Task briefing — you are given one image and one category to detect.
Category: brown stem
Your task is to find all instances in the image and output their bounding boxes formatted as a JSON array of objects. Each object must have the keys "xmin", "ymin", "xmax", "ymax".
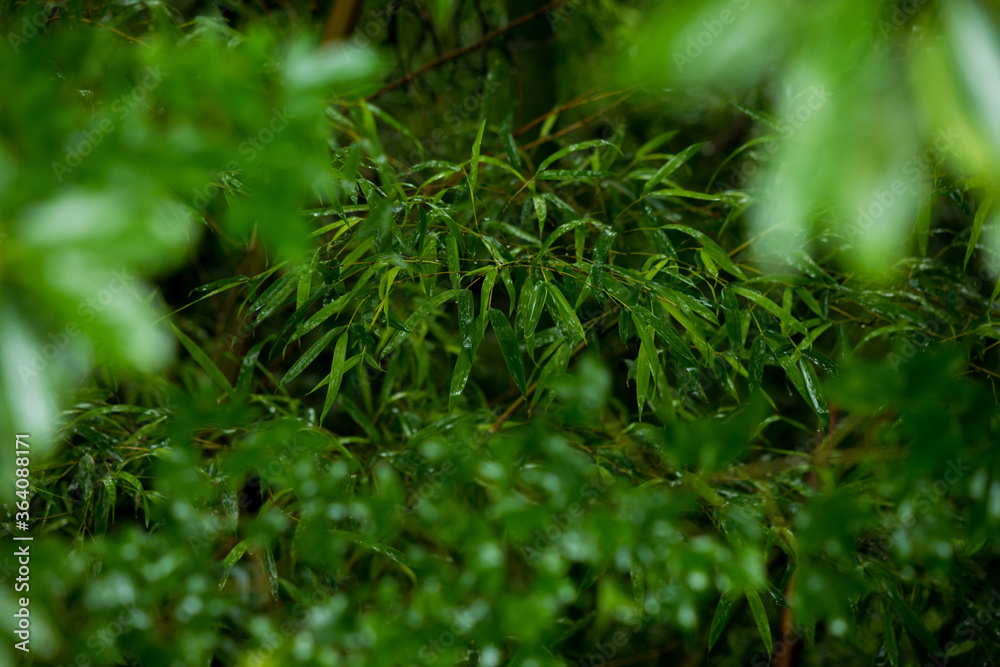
[{"xmin": 322, "ymin": 0, "xmax": 366, "ymax": 43}]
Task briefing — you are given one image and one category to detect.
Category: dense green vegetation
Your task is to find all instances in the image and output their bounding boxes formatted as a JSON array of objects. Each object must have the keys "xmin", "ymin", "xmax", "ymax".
[{"xmin": 2, "ymin": 0, "xmax": 1000, "ymax": 665}]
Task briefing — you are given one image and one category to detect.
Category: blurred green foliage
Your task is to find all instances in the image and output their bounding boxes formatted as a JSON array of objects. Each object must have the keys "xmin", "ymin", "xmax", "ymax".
[{"xmin": 1, "ymin": 0, "xmax": 1000, "ymax": 666}]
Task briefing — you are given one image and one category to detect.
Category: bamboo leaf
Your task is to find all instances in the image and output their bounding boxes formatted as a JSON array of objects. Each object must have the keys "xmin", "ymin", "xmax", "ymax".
[
  {"xmin": 446, "ymin": 232, "xmax": 461, "ymax": 290},
  {"xmin": 280, "ymin": 327, "xmax": 341, "ymax": 388},
  {"xmin": 660, "ymin": 225, "xmax": 746, "ymax": 280},
  {"xmin": 629, "ymin": 562, "xmax": 644, "ymax": 608},
  {"xmin": 469, "ymin": 118, "xmax": 487, "ymax": 194},
  {"xmin": 965, "ymin": 190, "xmax": 996, "ymax": 269},
  {"xmin": 545, "ymin": 283, "xmax": 586, "ymax": 347},
  {"xmin": 709, "ymin": 587, "xmax": 741, "ymax": 651},
  {"xmin": 798, "ymin": 358, "xmax": 830, "ymax": 432},
  {"xmin": 321, "ymin": 332, "xmax": 350, "ymax": 420},
  {"xmin": 219, "ymin": 540, "xmax": 249, "ymax": 589},
  {"xmin": 748, "ymin": 336, "xmax": 768, "ymax": 394},
  {"xmin": 642, "ymin": 142, "xmax": 705, "ymax": 196},
  {"xmin": 745, "ymin": 586, "xmax": 773, "ymax": 657},
  {"xmin": 489, "ymin": 308, "xmax": 527, "ymax": 396},
  {"xmin": 381, "ymin": 289, "xmax": 460, "ymax": 358},
  {"xmin": 171, "ymin": 323, "xmax": 235, "ymax": 395},
  {"xmin": 449, "ymin": 348, "xmax": 474, "ymax": 412},
  {"xmin": 263, "ymin": 545, "xmax": 279, "ymax": 599},
  {"xmin": 329, "ymin": 529, "xmax": 416, "ymax": 583},
  {"xmin": 537, "ymin": 139, "xmax": 618, "ymax": 173},
  {"xmin": 534, "ymin": 194, "xmax": 547, "ymax": 238},
  {"xmin": 880, "ymin": 597, "xmax": 899, "ymax": 667},
  {"xmin": 888, "ymin": 589, "xmax": 942, "ymax": 656},
  {"xmin": 730, "ymin": 286, "xmax": 808, "ymax": 335},
  {"xmin": 722, "ymin": 287, "xmax": 743, "ymax": 352},
  {"xmin": 636, "ymin": 341, "xmax": 652, "ymax": 420}
]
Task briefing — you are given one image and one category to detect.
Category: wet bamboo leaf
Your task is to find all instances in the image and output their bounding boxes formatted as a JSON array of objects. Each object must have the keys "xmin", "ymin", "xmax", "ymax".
[
  {"xmin": 745, "ymin": 586, "xmax": 772, "ymax": 657},
  {"xmin": 709, "ymin": 587, "xmax": 741, "ymax": 651},
  {"xmin": 171, "ymin": 323, "xmax": 235, "ymax": 396},
  {"xmin": 641, "ymin": 142, "xmax": 705, "ymax": 196},
  {"xmin": 321, "ymin": 331, "xmax": 350, "ymax": 420},
  {"xmin": 381, "ymin": 289, "xmax": 460, "ymax": 359},
  {"xmin": 546, "ymin": 283, "xmax": 586, "ymax": 346},
  {"xmin": 489, "ymin": 308, "xmax": 526, "ymax": 396}
]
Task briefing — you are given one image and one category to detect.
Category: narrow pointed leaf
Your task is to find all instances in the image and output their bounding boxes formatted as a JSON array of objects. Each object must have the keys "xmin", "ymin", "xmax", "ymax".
[
  {"xmin": 748, "ymin": 336, "xmax": 768, "ymax": 394},
  {"xmin": 798, "ymin": 358, "xmax": 830, "ymax": 432},
  {"xmin": 321, "ymin": 332, "xmax": 350, "ymax": 420},
  {"xmin": 280, "ymin": 327, "xmax": 340, "ymax": 388},
  {"xmin": 545, "ymin": 283, "xmax": 586, "ymax": 346},
  {"xmin": 709, "ymin": 587, "xmax": 741, "ymax": 651},
  {"xmin": 642, "ymin": 142, "xmax": 705, "ymax": 196},
  {"xmin": 171, "ymin": 323, "xmax": 235, "ymax": 395},
  {"xmin": 537, "ymin": 139, "xmax": 617, "ymax": 173},
  {"xmin": 469, "ymin": 118, "xmax": 487, "ymax": 193},
  {"xmin": 965, "ymin": 190, "xmax": 996, "ymax": 268},
  {"xmin": 745, "ymin": 586, "xmax": 773, "ymax": 657},
  {"xmin": 489, "ymin": 308, "xmax": 526, "ymax": 396},
  {"xmin": 381, "ymin": 289, "xmax": 460, "ymax": 359}
]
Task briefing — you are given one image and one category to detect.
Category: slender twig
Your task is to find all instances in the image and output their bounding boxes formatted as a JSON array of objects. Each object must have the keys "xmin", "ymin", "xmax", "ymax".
[
  {"xmin": 80, "ymin": 18, "xmax": 149, "ymax": 47},
  {"xmin": 367, "ymin": 0, "xmax": 569, "ymax": 101}
]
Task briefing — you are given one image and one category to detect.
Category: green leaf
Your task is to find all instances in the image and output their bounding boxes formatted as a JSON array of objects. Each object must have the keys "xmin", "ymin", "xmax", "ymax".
[
  {"xmin": 709, "ymin": 587, "xmax": 741, "ymax": 651},
  {"xmin": 296, "ymin": 265, "xmax": 313, "ymax": 311},
  {"xmin": 880, "ymin": 597, "xmax": 899, "ymax": 667},
  {"xmin": 263, "ymin": 545, "xmax": 279, "ymax": 599},
  {"xmin": 95, "ymin": 476, "xmax": 116, "ymax": 535},
  {"xmin": 888, "ymin": 589, "xmax": 942, "ymax": 656},
  {"xmin": 748, "ymin": 336, "xmax": 769, "ymax": 394},
  {"xmin": 730, "ymin": 286, "xmax": 808, "ymax": 335},
  {"xmin": 489, "ymin": 309, "xmax": 527, "ymax": 396},
  {"xmin": 798, "ymin": 358, "xmax": 830, "ymax": 432},
  {"xmin": 237, "ymin": 337, "xmax": 272, "ymax": 398},
  {"xmin": 449, "ymin": 348, "xmax": 474, "ymax": 412},
  {"xmin": 632, "ymin": 304, "xmax": 697, "ymax": 366},
  {"xmin": 722, "ymin": 287, "xmax": 743, "ymax": 352},
  {"xmin": 660, "ymin": 225, "xmax": 746, "ymax": 280},
  {"xmin": 220, "ymin": 540, "xmax": 249, "ymax": 589},
  {"xmin": 525, "ymin": 280, "xmax": 547, "ymax": 338},
  {"xmin": 759, "ymin": 580, "xmax": 790, "ymax": 609},
  {"xmin": 321, "ymin": 332, "xmax": 350, "ymax": 420},
  {"xmin": 636, "ymin": 340, "xmax": 652, "ymax": 420},
  {"xmin": 641, "ymin": 142, "xmax": 705, "ymax": 196},
  {"xmin": 744, "ymin": 586, "xmax": 773, "ymax": 657},
  {"xmin": 965, "ymin": 190, "xmax": 996, "ymax": 269},
  {"xmin": 531, "ymin": 342, "xmax": 573, "ymax": 410},
  {"xmin": 648, "ymin": 189, "xmax": 739, "ymax": 203},
  {"xmin": 915, "ymin": 196, "xmax": 931, "ymax": 257},
  {"xmin": 446, "ymin": 232, "xmax": 461, "ymax": 290},
  {"xmin": 458, "ymin": 288, "xmax": 476, "ymax": 350},
  {"xmin": 329, "ymin": 529, "xmax": 416, "ymax": 583},
  {"xmin": 537, "ymin": 139, "xmax": 618, "ymax": 173},
  {"xmin": 280, "ymin": 327, "xmax": 341, "ymax": 388},
  {"xmin": 629, "ymin": 562, "xmax": 644, "ymax": 608},
  {"xmin": 469, "ymin": 118, "xmax": 487, "ymax": 194},
  {"xmin": 381, "ymin": 289, "xmax": 460, "ymax": 359},
  {"xmin": 246, "ymin": 271, "xmax": 296, "ymax": 326},
  {"xmin": 534, "ymin": 194, "xmax": 547, "ymax": 238},
  {"xmin": 502, "ymin": 118, "xmax": 521, "ymax": 170},
  {"xmin": 171, "ymin": 323, "xmax": 235, "ymax": 396},
  {"xmin": 540, "ymin": 219, "xmax": 594, "ymax": 256},
  {"xmin": 545, "ymin": 283, "xmax": 587, "ymax": 347},
  {"xmin": 537, "ymin": 169, "xmax": 615, "ymax": 182},
  {"xmin": 293, "ymin": 258, "xmax": 388, "ymax": 342}
]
